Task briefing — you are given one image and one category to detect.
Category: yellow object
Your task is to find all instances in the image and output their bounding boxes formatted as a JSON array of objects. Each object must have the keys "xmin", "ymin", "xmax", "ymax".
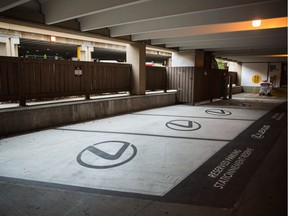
[
  {"xmin": 77, "ymin": 46, "xmax": 81, "ymax": 60},
  {"xmin": 252, "ymin": 75, "xmax": 262, "ymax": 84}
]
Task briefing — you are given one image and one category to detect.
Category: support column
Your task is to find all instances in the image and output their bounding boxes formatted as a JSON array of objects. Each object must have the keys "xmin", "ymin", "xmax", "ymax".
[
  {"xmin": 0, "ymin": 38, "xmax": 8, "ymax": 56},
  {"xmin": 10, "ymin": 38, "xmax": 20, "ymax": 57},
  {"xmin": 126, "ymin": 42, "xmax": 146, "ymax": 95},
  {"xmin": 0, "ymin": 36, "xmax": 19, "ymax": 57}
]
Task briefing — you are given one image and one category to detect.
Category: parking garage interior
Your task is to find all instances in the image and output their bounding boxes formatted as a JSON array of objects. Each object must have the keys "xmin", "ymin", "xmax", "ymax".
[{"xmin": 0, "ymin": 1, "xmax": 287, "ymax": 216}]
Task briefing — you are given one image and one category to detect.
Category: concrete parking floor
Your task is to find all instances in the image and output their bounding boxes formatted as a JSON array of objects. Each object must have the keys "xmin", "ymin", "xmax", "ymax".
[{"xmin": 0, "ymin": 94, "xmax": 286, "ymax": 216}]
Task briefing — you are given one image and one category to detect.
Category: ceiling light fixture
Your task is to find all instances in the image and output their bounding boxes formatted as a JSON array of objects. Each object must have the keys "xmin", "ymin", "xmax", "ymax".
[{"xmin": 252, "ymin": 19, "xmax": 262, "ymax": 27}]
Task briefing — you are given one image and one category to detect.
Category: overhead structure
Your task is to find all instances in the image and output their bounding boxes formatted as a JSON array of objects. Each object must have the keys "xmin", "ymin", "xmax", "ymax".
[{"xmin": 0, "ymin": 0, "xmax": 287, "ymax": 62}]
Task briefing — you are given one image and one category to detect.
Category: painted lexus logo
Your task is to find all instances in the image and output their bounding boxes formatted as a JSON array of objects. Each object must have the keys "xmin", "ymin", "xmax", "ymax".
[
  {"xmin": 77, "ymin": 141, "xmax": 137, "ymax": 169},
  {"xmin": 205, "ymin": 109, "xmax": 232, "ymax": 116},
  {"xmin": 166, "ymin": 120, "xmax": 201, "ymax": 131}
]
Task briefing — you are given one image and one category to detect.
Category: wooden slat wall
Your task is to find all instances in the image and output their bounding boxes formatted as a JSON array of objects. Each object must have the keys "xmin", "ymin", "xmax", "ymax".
[
  {"xmin": 167, "ymin": 67, "xmax": 228, "ymax": 103},
  {"xmin": 193, "ymin": 68, "xmax": 209, "ymax": 103},
  {"xmin": 0, "ymin": 57, "xmax": 132, "ymax": 102},
  {"xmin": 228, "ymin": 71, "xmax": 238, "ymax": 85},
  {"xmin": 0, "ymin": 57, "xmax": 19, "ymax": 100},
  {"xmin": 146, "ymin": 66, "xmax": 166, "ymax": 91},
  {"xmin": 167, "ymin": 67, "xmax": 194, "ymax": 103},
  {"xmin": 209, "ymin": 69, "xmax": 228, "ymax": 99}
]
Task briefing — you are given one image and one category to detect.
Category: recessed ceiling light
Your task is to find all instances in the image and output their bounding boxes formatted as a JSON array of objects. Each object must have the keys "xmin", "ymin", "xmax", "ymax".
[{"xmin": 252, "ymin": 20, "xmax": 262, "ymax": 27}]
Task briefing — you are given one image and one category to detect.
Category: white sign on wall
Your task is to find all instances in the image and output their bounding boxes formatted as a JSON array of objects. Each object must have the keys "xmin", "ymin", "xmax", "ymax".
[{"xmin": 75, "ymin": 66, "xmax": 82, "ymax": 76}]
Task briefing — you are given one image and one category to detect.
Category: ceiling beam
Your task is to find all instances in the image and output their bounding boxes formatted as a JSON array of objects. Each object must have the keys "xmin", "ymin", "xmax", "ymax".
[
  {"xmin": 178, "ymin": 37, "xmax": 286, "ymax": 50},
  {"xmin": 110, "ymin": 0, "xmax": 286, "ymax": 37},
  {"xmin": 207, "ymin": 46, "xmax": 286, "ymax": 51},
  {"xmin": 41, "ymin": 0, "xmax": 151, "ymax": 25},
  {"xmin": 131, "ymin": 18, "xmax": 288, "ymax": 41},
  {"xmin": 0, "ymin": 0, "xmax": 30, "ymax": 12},
  {"xmin": 79, "ymin": 0, "xmax": 273, "ymax": 31},
  {"xmin": 151, "ymin": 28, "xmax": 287, "ymax": 45},
  {"xmin": 165, "ymin": 35, "xmax": 286, "ymax": 48},
  {"xmin": 215, "ymin": 55, "xmax": 287, "ymax": 63},
  {"xmin": 212, "ymin": 48, "xmax": 287, "ymax": 57}
]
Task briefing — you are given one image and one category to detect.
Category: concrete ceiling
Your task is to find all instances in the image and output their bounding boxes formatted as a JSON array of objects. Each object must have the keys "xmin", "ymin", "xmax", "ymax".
[{"xmin": 0, "ymin": 0, "xmax": 287, "ymax": 63}]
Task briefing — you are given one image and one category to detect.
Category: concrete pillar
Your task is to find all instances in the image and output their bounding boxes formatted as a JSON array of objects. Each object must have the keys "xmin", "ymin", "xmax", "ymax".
[
  {"xmin": 77, "ymin": 44, "xmax": 94, "ymax": 61},
  {"xmin": 0, "ymin": 37, "xmax": 19, "ymax": 57},
  {"xmin": 10, "ymin": 38, "xmax": 19, "ymax": 57},
  {"xmin": 0, "ymin": 38, "xmax": 8, "ymax": 56},
  {"xmin": 126, "ymin": 42, "xmax": 146, "ymax": 95}
]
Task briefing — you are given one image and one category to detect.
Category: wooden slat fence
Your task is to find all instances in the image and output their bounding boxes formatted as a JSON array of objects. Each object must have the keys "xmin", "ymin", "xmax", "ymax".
[
  {"xmin": 0, "ymin": 57, "xmax": 232, "ymax": 106},
  {"xmin": 0, "ymin": 57, "xmax": 132, "ymax": 105},
  {"xmin": 167, "ymin": 67, "xmax": 195, "ymax": 103},
  {"xmin": 167, "ymin": 67, "xmax": 229, "ymax": 103},
  {"xmin": 193, "ymin": 68, "xmax": 210, "ymax": 102},
  {"xmin": 146, "ymin": 66, "xmax": 166, "ymax": 91},
  {"xmin": 209, "ymin": 69, "xmax": 228, "ymax": 99},
  {"xmin": 228, "ymin": 71, "xmax": 238, "ymax": 85}
]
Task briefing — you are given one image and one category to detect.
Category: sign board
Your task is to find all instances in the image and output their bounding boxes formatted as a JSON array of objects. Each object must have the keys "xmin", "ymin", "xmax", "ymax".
[{"xmin": 75, "ymin": 66, "xmax": 82, "ymax": 76}]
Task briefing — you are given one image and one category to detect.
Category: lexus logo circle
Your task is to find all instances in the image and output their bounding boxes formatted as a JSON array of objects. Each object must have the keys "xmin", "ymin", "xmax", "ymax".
[
  {"xmin": 166, "ymin": 120, "xmax": 201, "ymax": 131},
  {"xmin": 77, "ymin": 141, "xmax": 137, "ymax": 169}
]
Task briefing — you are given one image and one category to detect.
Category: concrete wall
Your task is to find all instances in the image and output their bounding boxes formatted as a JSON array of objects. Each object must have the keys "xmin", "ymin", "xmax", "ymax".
[
  {"xmin": 241, "ymin": 63, "xmax": 268, "ymax": 87},
  {"xmin": 227, "ymin": 61, "xmax": 242, "ymax": 86},
  {"xmin": 269, "ymin": 62, "xmax": 282, "ymax": 88},
  {"xmin": 126, "ymin": 42, "xmax": 146, "ymax": 95},
  {"xmin": 241, "ymin": 62, "xmax": 283, "ymax": 92},
  {"xmin": 0, "ymin": 93, "xmax": 176, "ymax": 137},
  {"xmin": 171, "ymin": 51, "xmax": 195, "ymax": 67}
]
